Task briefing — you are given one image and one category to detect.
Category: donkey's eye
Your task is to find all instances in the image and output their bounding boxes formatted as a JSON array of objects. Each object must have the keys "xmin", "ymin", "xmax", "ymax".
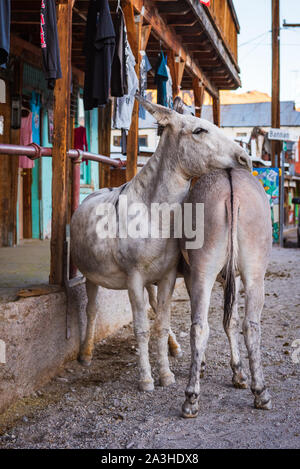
[{"xmin": 193, "ymin": 128, "xmax": 208, "ymax": 135}]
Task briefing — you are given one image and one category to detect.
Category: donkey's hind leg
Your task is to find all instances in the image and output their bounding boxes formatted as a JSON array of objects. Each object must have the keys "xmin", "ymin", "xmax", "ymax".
[
  {"xmin": 146, "ymin": 284, "xmax": 182, "ymax": 358},
  {"xmin": 79, "ymin": 280, "xmax": 99, "ymax": 366},
  {"xmin": 223, "ymin": 276, "xmax": 248, "ymax": 389},
  {"xmin": 243, "ymin": 273, "xmax": 272, "ymax": 410}
]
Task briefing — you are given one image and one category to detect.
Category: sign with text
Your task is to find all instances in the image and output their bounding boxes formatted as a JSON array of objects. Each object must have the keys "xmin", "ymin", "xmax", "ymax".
[{"xmin": 268, "ymin": 128, "xmax": 298, "ymax": 142}]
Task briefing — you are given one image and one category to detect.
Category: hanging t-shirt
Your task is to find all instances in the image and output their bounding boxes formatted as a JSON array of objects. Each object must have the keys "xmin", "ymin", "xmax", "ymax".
[
  {"xmin": 74, "ymin": 126, "xmax": 88, "ymax": 152},
  {"xmin": 113, "ymin": 40, "xmax": 139, "ymax": 130},
  {"xmin": 0, "ymin": 0, "xmax": 10, "ymax": 67},
  {"xmin": 155, "ymin": 52, "xmax": 168, "ymax": 107},
  {"xmin": 40, "ymin": 0, "xmax": 62, "ymax": 89},
  {"xmin": 83, "ymin": 0, "xmax": 116, "ymax": 110},
  {"xmin": 19, "ymin": 112, "xmax": 34, "ymax": 169},
  {"xmin": 30, "ymin": 92, "xmax": 41, "ymax": 145},
  {"xmin": 139, "ymin": 53, "xmax": 152, "ymax": 119},
  {"xmin": 111, "ymin": 7, "xmax": 128, "ymax": 97}
]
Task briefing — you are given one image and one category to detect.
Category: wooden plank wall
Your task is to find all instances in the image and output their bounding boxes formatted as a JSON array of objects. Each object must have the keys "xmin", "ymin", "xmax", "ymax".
[{"xmin": 207, "ymin": 0, "xmax": 238, "ymax": 63}]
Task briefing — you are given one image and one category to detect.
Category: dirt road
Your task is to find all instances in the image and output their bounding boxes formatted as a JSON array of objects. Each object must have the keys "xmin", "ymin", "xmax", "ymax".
[{"xmin": 0, "ymin": 246, "xmax": 299, "ymax": 449}]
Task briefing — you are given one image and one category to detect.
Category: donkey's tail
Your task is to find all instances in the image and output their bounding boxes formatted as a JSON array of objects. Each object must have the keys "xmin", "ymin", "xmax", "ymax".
[{"xmin": 223, "ymin": 169, "xmax": 239, "ymax": 329}]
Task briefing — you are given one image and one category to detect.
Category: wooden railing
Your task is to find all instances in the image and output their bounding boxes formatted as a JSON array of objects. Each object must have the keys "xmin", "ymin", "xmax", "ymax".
[{"xmin": 206, "ymin": 0, "xmax": 240, "ymax": 65}]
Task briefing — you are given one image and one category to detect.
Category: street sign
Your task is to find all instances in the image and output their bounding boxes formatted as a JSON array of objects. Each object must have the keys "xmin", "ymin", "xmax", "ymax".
[{"xmin": 268, "ymin": 128, "xmax": 298, "ymax": 142}]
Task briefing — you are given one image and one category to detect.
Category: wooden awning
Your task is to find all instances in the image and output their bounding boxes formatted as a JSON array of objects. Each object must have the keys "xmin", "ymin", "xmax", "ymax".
[{"xmin": 10, "ymin": 0, "xmax": 241, "ymax": 98}]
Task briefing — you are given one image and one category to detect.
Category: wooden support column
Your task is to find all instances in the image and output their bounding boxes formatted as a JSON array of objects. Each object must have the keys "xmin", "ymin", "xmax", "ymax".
[
  {"xmin": 212, "ymin": 91, "xmax": 221, "ymax": 127},
  {"xmin": 50, "ymin": 0, "xmax": 72, "ymax": 285},
  {"xmin": 98, "ymin": 100, "xmax": 112, "ymax": 188},
  {"xmin": 193, "ymin": 77, "xmax": 205, "ymax": 118},
  {"xmin": 123, "ymin": 1, "xmax": 142, "ymax": 182},
  {"xmin": 10, "ymin": 59, "xmax": 23, "ymax": 245},
  {"xmin": 167, "ymin": 51, "xmax": 186, "ymax": 100},
  {"xmin": 271, "ymin": 0, "xmax": 281, "ymax": 166}
]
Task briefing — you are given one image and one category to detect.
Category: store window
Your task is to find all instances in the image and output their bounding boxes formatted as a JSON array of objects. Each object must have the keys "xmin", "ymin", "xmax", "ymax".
[{"xmin": 139, "ymin": 135, "xmax": 148, "ymax": 147}]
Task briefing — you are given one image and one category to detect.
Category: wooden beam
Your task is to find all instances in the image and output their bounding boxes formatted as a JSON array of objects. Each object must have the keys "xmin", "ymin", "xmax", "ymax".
[
  {"xmin": 167, "ymin": 51, "xmax": 186, "ymax": 99},
  {"xmin": 130, "ymin": 0, "xmax": 218, "ymax": 98},
  {"xmin": 50, "ymin": 0, "xmax": 73, "ymax": 285},
  {"xmin": 193, "ymin": 77, "xmax": 205, "ymax": 118},
  {"xmin": 98, "ymin": 101, "xmax": 113, "ymax": 188},
  {"xmin": 123, "ymin": 1, "xmax": 143, "ymax": 181},
  {"xmin": 212, "ymin": 91, "xmax": 220, "ymax": 127}
]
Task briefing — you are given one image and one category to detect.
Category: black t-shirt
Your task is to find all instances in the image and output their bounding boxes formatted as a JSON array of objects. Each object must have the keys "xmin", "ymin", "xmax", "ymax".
[
  {"xmin": 40, "ymin": 0, "xmax": 62, "ymax": 89},
  {"xmin": 83, "ymin": 0, "xmax": 116, "ymax": 110}
]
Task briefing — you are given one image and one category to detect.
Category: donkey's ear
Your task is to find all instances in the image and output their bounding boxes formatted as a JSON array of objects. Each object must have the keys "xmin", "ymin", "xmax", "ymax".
[{"xmin": 135, "ymin": 93, "xmax": 179, "ymax": 127}]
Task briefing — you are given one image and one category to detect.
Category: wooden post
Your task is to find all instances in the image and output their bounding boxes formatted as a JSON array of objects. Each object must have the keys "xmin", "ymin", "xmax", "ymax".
[
  {"xmin": 10, "ymin": 59, "xmax": 23, "ymax": 245},
  {"xmin": 98, "ymin": 100, "xmax": 112, "ymax": 188},
  {"xmin": 271, "ymin": 0, "xmax": 281, "ymax": 166},
  {"xmin": 212, "ymin": 92, "xmax": 221, "ymax": 127},
  {"xmin": 167, "ymin": 51, "xmax": 186, "ymax": 100},
  {"xmin": 50, "ymin": 0, "xmax": 72, "ymax": 285},
  {"xmin": 123, "ymin": 1, "xmax": 142, "ymax": 182},
  {"xmin": 193, "ymin": 77, "xmax": 205, "ymax": 118}
]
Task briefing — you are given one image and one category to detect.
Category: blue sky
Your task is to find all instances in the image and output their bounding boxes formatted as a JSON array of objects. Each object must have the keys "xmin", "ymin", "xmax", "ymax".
[{"xmin": 233, "ymin": 0, "xmax": 300, "ymax": 105}]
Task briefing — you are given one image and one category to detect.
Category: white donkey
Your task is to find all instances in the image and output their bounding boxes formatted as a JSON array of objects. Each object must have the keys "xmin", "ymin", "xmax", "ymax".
[
  {"xmin": 181, "ymin": 169, "xmax": 272, "ymax": 417},
  {"xmin": 71, "ymin": 95, "xmax": 252, "ymax": 392}
]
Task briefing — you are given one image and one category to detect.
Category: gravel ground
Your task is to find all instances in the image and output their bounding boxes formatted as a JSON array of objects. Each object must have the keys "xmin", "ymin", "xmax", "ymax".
[{"xmin": 0, "ymin": 246, "xmax": 299, "ymax": 449}]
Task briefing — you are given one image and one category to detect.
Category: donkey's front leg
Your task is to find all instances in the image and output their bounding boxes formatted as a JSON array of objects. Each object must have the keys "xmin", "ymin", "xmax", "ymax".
[
  {"xmin": 79, "ymin": 280, "xmax": 99, "ymax": 366},
  {"xmin": 128, "ymin": 272, "xmax": 154, "ymax": 392},
  {"xmin": 182, "ymin": 274, "xmax": 213, "ymax": 418},
  {"xmin": 155, "ymin": 269, "xmax": 177, "ymax": 387}
]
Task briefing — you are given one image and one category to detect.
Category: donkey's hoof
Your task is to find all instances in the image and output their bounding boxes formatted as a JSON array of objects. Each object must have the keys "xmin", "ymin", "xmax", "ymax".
[
  {"xmin": 232, "ymin": 373, "xmax": 248, "ymax": 389},
  {"xmin": 200, "ymin": 362, "xmax": 206, "ymax": 379},
  {"xmin": 181, "ymin": 399, "xmax": 199, "ymax": 419},
  {"xmin": 78, "ymin": 355, "xmax": 92, "ymax": 367},
  {"xmin": 139, "ymin": 379, "xmax": 154, "ymax": 392},
  {"xmin": 160, "ymin": 372, "xmax": 175, "ymax": 387},
  {"xmin": 169, "ymin": 346, "xmax": 183, "ymax": 359},
  {"xmin": 254, "ymin": 389, "xmax": 272, "ymax": 410}
]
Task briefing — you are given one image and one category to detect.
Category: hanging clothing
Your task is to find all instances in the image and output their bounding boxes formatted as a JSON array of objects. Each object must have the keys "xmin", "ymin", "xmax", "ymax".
[
  {"xmin": 40, "ymin": 0, "xmax": 62, "ymax": 89},
  {"xmin": 139, "ymin": 53, "xmax": 152, "ymax": 119},
  {"xmin": 30, "ymin": 92, "xmax": 41, "ymax": 145},
  {"xmin": 166, "ymin": 65, "xmax": 173, "ymax": 109},
  {"xmin": 83, "ymin": 0, "xmax": 116, "ymax": 110},
  {"xmin": 155, "ymin": 52, "xmax": 168, "ymax": 107},
  {"xmin": 113, "ymin": 40, "xmax": 139, "ymax": 130},
  {"xmin": 74, "ymin": 126, "xmax": 88, "ymax": 152},
  {"xmin": 0, "ymin": 0, "xmax": 10, "ymax": 66},
  {"xmin": 19, "ymin": 112, "xmax": 34, "ymax": 169},
  {"xmin": 111, "ymin": 7, "xmax": 128, "ymax": 97}
]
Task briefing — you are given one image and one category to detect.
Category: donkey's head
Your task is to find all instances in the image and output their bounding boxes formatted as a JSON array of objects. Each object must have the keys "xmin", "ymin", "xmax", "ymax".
[{"xmin": 136, "ymin": 94, "xmax": 252, "ymax": 177}]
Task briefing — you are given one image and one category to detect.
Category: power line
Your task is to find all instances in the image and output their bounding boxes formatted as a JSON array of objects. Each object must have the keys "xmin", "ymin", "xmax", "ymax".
[{"xmin": 239, "ymin": 30, "xmax": 271, "ymax": 47}]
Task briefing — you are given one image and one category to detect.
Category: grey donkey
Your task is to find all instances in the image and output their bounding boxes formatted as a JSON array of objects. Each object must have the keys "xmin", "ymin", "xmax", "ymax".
[
  {"xmin": 71, "ymin": 94, "xmax": 252, "ymax": 392},
  {"xmin": 181, "ymin": 168, "xmax": 272, "ymax": 417}
]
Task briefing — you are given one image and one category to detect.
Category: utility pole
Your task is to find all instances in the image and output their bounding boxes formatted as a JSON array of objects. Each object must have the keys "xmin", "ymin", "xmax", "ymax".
[{"xmin": 271, "ymin": 0, "xmax": 281, "ymax": 167}]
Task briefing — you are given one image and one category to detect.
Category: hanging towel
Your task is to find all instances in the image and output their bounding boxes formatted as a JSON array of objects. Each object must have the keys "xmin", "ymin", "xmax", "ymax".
[
  {"xmin": 19, "ymin": 112, "xmax": 34, "ymax": 169},
  {"xmin": 111, "ymin": 7, "xmax": 128, "ymax": 97},
  {"xmin": 155, "ymin": 52, "xmax": 168, "ymax": 107},
  {"xmin": 74, "ymin": 126, "xmax": 88, "ymax": 152},
  {"xmin": 83, "ymin": 0, "xmax": 116, "ymax": 110},
  {"xmin": 0, "ymin": 0, "xmax": 10, "ymax": 66}
]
